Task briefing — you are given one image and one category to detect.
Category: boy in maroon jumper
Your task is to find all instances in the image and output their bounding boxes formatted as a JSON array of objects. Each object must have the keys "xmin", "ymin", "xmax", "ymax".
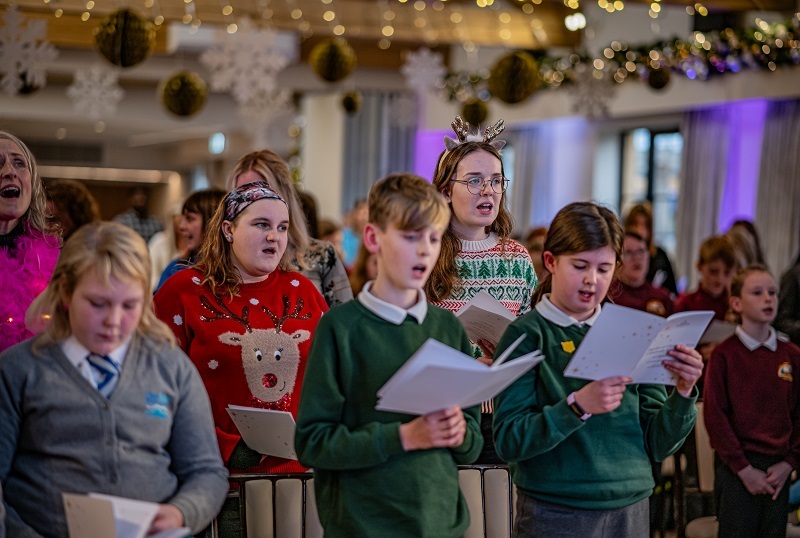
[
  {"xmin": 610, "ymin": 231, "xmax": 673, "ymax": 317},
  {"xmin": 704, "ymin": 264, "xmax": 800, "ymax": 537},
  {"xmin": 675, "ymin": 235, "xmax": 736, "ymax": 321}
]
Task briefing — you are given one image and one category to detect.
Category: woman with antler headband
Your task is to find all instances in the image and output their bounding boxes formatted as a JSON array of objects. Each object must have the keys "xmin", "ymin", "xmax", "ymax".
[
  {"xmin": 154, "ymin": 182, "xmax": 328, "ymax": 483},
  {"xmin": 426, "ymin": 116, "xmax": 538, "ymax": 464}
]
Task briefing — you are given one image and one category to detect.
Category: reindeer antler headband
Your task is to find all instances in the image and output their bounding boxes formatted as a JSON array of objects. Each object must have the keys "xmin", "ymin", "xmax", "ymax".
[
  {"xmin": 443, "ymin": 116, "xmax": 506, "ymax": 152},
  {"xmin": 225, "ymin": 181, "xmax": 287, "ymax": 221}
]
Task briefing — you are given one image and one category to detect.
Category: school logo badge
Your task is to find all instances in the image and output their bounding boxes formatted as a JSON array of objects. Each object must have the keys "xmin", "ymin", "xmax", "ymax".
[
  {"xmin": 778, "ymin": 362, "xmax": 793, "ymax": 382},
  {"xmin": 645, "ymin": 299, "xmax": 667, "ymax": 317},
  {"xmin": 561, "ymin": 341, "xmax": 575, "ymax": 353}
]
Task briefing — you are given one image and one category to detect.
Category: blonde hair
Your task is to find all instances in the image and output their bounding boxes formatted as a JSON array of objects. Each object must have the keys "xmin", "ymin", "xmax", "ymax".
[
  {"xmin": 0, "ymin": 130, "xmax": 52, "ymax": 236},
  {"xmin": 26, "ymin": 221, "xmax": 175, "ymax": 346},
  {"xmin": 426, "ymin": 142, "xmax": 513, "ymax": 302},
  {"xmin": 195, "ymin": 191, "xmax": 294, "ymax": 299},
  {"xmin": 227, "ymin": 149, "xmax": 310, "ymax": 271},
  {"xmin": 368, "ymin": 173, "xmax": 450, "ymax": 233}
]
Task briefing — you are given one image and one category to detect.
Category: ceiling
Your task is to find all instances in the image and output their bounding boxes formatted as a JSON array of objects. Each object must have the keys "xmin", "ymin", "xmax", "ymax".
[
  {"xmin": 0, "ymin": 0, "xmax": 795, "ymax": 168},
  {"xmin": 4, "ymin": 0, "xmax": 796, "ymax": 60}
]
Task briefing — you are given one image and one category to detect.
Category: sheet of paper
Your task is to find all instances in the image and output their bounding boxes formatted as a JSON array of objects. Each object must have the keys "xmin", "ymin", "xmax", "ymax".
[
  {"xmin": 455, "ymin": 290, "xmax": 516, "ymax": 345},
  {"xmin": 699, "ymin": 319, "xmax": 736, "ymax": 345},
  {"xmin": 564, "ymin": 304, "xmax": 713, "ymax": 385},
  {"xmin": 64, "ymin": 493, "xmax": 190, "ymax": 538},
  {"xmin": 375, "ymin": 337, "xmax": 543, "ymax": 415},
  {"xmin": 226, "ymin": 406, "xmax": 298, "ymax": 460}
]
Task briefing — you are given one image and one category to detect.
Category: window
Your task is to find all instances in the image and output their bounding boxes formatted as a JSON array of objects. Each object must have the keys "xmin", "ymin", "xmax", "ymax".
[{"xmin": 620, "ymin": 128, "xmax": 683, "ymax": 258}]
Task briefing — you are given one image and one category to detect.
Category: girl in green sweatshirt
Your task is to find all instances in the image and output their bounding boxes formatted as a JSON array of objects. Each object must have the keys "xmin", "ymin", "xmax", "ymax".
[{"xmin": 493, "ymin": 201, "xmax": 703, "ymax": 537}]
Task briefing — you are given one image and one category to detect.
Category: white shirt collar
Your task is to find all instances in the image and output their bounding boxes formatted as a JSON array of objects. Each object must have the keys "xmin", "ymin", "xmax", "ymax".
[
  {"xmin": 62, "ymin": 336, "xmax": 130, "ymax": 386},
  {"xmin": 735, "ymin": 325, "xmax": 778, "ymax": 352},
  {"xmin": 535, "ymin": 294, "xmax": 602, "ymax": 328},
  {"xmin": 357, "ymin": 281, "xmax": 428, "ymax": 325}
]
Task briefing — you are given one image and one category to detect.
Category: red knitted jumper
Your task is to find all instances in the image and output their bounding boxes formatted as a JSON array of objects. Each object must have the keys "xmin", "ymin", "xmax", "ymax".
[{"xmin": 154, "ymin": 267, "xmax": 328, "ymax": 473}]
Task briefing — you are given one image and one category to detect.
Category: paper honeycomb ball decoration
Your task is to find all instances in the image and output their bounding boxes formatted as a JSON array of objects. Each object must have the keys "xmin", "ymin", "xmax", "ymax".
[
  {"xmin": 342, "ymin": 90, "xmax": 362, "ymax": 114},
  {"xmin": 488, "ymin": 51, "xmax": 540, "ymax": 104},
  {"xmin": 94, "ymin": 9, "xmax": 156, "ymax": 68},
  {"xmin": 461, "ymin": 99, "xmax": 488, "ymax": 125},
  {"xmin": 646, "ymin": 66, "xmax": 671, "ymax": 91},
  {"xmin": 160, "ymin": 71, "xmax": 207, "ymax": 117},
  {"xmin": 309, "ymin": 38, "xmax": 357, "ymax": 83}
]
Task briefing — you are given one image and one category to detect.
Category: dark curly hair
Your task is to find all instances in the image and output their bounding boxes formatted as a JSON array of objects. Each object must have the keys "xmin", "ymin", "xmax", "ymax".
[{"xmin": 44, "ymin": 179, "xmax": 100, "ymax": 240}]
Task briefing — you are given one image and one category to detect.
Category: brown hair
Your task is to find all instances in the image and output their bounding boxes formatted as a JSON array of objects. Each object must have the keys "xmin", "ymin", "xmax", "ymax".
[
  {"xmin": 624, "ymin": 201, "xmax": 655, "ymax": 255},
  {"xmin": 195, "ymin": 189, "xmax": 294, "ymax": 299},
  {"xmin": 531, "ymin": 202, "xmax": 625, "ymax": 305},
  {"xmin": 227, "ymin": 149, "xmax": 309, "ymax": 271},
  {"xmin": 182, "ymin": 188, "xmax": 226, "ymax": 248},
  {"xmin": 44, "ymin": 179, "xmax": 101, "ymax": 240},
  {"xmin": 698, "ymin": 235, "xmax": 736, "ymax": 269},
  {"xmin": 368, "ymin": 172, "xmax": 450, "ymax": 232},
  {"xmin": 348, "ymin": 242, "xmax": 375, "ymax": 296},
  {"xmin": 26, "ymin": 221, "xmax": 175, "ymax": 346},
  {"xmin": 425, "ymin": 142, "xmax": 513, "ymax": 302},
  {"xmin": 729, "ymin": 263, "xmax": 772, "ymax": 298},
  {"xmin": 0, "ymin": 130, "xmax": 52, "ymax": 237}
]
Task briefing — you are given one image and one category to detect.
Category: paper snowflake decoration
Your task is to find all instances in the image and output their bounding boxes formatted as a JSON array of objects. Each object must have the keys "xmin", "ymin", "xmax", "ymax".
[
  {"xmin": 390, "ymin": 93, "xmax": 418, "ymax": 129},
  {"xmin": 200, "ymin": 18, "xmax": 292, "ymax": 105},
  {"xmin": 66, "ymin": 64, "xmax": 125, "ymax": 120},
  {"xmin": 237, "ymin": 89, "xmax": 293, "ymax": 150},
  {"xmin": 0, "ymin": 7, "xmax": 58, "ymax": 95},
  {"xmin": 401, "ymin": 47, "xmax": 446, "ymax": 94},
  {"xmin": 569, "ymin": 63, "xmax": 615, "ymax": 119}
]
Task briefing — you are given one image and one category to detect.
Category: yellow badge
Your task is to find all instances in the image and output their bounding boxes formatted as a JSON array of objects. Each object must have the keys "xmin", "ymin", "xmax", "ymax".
[
  {"xmin": 561, "ymin": 341, "xmax": 576, "ymax": 353},
  {"xmin": 778, "ymin": 362, "xmax": 793, "ymax": 382}
]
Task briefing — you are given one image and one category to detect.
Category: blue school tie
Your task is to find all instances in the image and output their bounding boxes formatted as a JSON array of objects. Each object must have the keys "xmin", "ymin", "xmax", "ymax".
[{"xmin": 86, "ymin": 353, "xmax": 120, "ymax": 398}]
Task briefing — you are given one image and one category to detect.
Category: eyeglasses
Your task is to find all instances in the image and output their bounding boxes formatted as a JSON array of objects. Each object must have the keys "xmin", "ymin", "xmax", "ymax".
[
  {"xmin": 623, "ymin": 248, "xmax": 648, "ymax": 260},
  {"xmin": 451, "ymin": 176, "xmax": 509, "ymax": 195}
]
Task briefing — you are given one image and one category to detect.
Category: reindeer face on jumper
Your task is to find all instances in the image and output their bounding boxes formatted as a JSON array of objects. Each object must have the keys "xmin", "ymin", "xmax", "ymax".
[
  {"xmin": 200, "ymin": 294, "xmax": 314, "ymax": 404},
  {"xmin": 219, "ymin": 328, "xmax": 310, "ymax": 402}
]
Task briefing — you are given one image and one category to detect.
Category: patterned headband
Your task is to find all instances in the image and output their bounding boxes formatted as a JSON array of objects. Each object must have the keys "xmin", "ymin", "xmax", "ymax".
[{"xmin": 224, "ymin": 181, "xmax": 286, "ymax": 221}]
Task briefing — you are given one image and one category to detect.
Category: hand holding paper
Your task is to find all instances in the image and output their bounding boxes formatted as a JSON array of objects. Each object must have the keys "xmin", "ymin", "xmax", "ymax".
[
  {"xmin": 564, "ymin": 304, "xmax": 713, "ymax": 386},
  {"xmin": 376, "ymin": 334, "xmax": 544, "ymax": 415},
  {"xmin": 63, "ymin": 493, "xmax": 191, "ymax": 538}
]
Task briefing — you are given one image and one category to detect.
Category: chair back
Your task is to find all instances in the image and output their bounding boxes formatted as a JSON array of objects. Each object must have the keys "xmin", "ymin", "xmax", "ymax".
[{"xmin": 695, "ymin": 402, "xmax": 715, "ymax": 493}]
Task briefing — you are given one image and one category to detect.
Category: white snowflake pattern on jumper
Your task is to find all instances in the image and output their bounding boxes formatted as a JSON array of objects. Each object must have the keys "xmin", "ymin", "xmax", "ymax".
[
  {"xmin": 290, "ymin": 279, "xmax": 300, "ymax": 287},
  {"xmin": 208, "ymin": 360, "xmax": 219, "ymax": 370},
  {"xmin": 249, "ymin": 298, "xmax": 259, "ymax": 305},
  {"xmin": 192, "ymin": 276, "xmax": 201, "ymax": 285},
  {"xmin": 173, "ymin": 315, "xmax": 183, "ymax": 326},
  {"xmin": 0, "ymin": 7, "xmax": 58, "ymax": 95},
  {"xmin": 66, "ymin": 63, "xmax": 124, "ymax": 120}
]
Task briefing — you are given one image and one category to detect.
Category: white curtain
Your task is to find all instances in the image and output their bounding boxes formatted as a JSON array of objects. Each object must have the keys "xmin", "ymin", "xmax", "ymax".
[
  {"xmin": 505, "ymin": 125, "xmax": 553, "ymax": 236},
  {"xmin": 342, "ymin": 91, "xmax": 416, "ymax": 214},
  {"xmin": 675, "ymin": 107, "xmax": 731, "ymax": 290},
  {"xmin": 755, "ymin": 99, "xmax": 800, "ymax": 276}
]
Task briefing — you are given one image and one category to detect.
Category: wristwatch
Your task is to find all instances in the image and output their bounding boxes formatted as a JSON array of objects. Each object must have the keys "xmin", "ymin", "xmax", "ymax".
[{"xmin": 567, "ymin": 392, "xmax": 592, "ymax": 421}]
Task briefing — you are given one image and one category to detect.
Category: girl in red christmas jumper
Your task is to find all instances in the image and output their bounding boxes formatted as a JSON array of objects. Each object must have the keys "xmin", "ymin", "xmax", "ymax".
[{"xmin": 155, "ymin": 182, "xmax": 327, "ymax": 475}]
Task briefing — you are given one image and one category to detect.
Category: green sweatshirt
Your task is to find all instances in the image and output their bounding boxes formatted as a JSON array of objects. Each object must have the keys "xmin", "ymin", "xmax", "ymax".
[
  {"xmin": 295, "ymin": 300, "xmax": 483, "ymax": 537},
  {"xmin": 493, "ymin": 309, "xmax": 697, "ymax": 510}
]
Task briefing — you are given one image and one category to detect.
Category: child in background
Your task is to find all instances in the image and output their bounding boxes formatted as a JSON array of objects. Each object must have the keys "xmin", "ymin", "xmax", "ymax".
[
  {"xmin": 0, "ymin": 222, "xmax": 228, "ymax": 537},
  {"xmin": 610, "ymin": 230, "xmax": 673, "ymax": 317},
  {"xmin": 348, "ymin": 242, "xmax": 378, "ymax": 295},
  {"xmin": 426, "ymin": 116, "xmax": 537, "ymax": 463},
  {"xmin": 675, "ymin": 235, "xmax": 736, "ymax": 321},
  {"xmin": 703, "ymin": 264, "xmax": 800, "ymax": 537},
  {"xmin": 295, "ymin": 173, "xmax": 482, "ymax": 537},
  {"xmin": 493, "ymin": 202, "xmax": 702, "ymax": 537}
]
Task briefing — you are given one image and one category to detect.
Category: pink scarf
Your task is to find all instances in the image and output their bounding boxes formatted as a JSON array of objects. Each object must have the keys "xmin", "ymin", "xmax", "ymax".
[{"xmin": 0, "ymin": 233, "xmax": 60, "ymax": 353}]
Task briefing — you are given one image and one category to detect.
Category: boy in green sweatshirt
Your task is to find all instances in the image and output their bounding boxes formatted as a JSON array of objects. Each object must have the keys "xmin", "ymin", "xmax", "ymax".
[{"xmin": 295, "ymin": 173, "xmax": 483, "ymax": 537}]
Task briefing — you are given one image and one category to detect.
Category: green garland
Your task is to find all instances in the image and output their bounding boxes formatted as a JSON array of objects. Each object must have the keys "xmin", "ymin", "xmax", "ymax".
[{"xmin": 441, "ymin": 15, "xmax": 800, "ymax": 102}]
